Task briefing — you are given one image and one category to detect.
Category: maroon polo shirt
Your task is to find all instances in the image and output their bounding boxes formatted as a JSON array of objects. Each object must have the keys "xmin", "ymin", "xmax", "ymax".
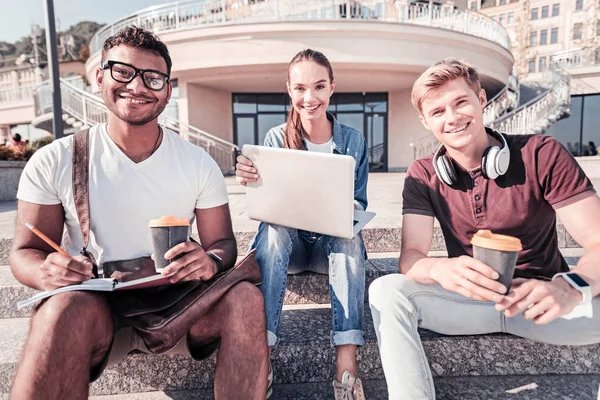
[{"xmin": 403, "ymin": 132, "xmax": 596, "ymax": 280}]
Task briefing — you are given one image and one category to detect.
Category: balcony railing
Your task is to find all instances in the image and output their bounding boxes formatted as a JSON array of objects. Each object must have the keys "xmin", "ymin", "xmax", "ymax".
[
  {"xmin": 551, "ymin": 47, "xmax": 600, "ymax": 70},
  {"xmin": 33, "ymin": 78, "xmax": 238, "ymax": 175},
  {"xmin": 0, "ymin": 86, "xmax": 35, "ymax": 103},
  {"xmin": 89, "ymin": 0, "xmax": 510, "ymax": 55}
]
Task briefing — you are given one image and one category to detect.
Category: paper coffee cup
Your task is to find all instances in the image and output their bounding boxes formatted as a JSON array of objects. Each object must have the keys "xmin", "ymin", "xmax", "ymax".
[
  {"xmin": 148, "ymin": 216, "xmax": 190, "ymax": 272},
  {"xmin": 471, "ymin": 230, "xmax": 522, "ymax": 291}
]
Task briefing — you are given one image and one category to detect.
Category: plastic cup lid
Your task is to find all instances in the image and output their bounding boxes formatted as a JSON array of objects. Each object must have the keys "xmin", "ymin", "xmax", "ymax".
[
  {"xmin": 470, "ymin": 229, "xmax": 522, "ymax": 252},
  {"xmin": 148, "ymin": 216, "xmax": 190, "ymax": 228}
]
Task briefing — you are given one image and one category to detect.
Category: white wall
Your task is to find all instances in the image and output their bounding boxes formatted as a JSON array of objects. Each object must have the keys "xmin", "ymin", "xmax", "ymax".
[
  {"xmin": 185, "ymin": 83, "xmax": 233, "ymax": 142},
  {"xmin": 388, "ymin": 89, "xmax": 431, "ymax": 171}
]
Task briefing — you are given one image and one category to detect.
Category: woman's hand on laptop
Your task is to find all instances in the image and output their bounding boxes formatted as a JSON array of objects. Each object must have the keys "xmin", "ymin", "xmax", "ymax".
[{"xmin": 235, "ymin": 155, "xmax": 259, "ymax": 186}]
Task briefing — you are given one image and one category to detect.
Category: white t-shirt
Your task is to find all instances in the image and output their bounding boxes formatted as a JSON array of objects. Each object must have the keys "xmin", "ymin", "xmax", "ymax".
[
  {"xmin": 17, "ymin": 124, "xmax": 228, "ymax": 264},
  {"xmin": 305, "ymin": 137, "xmax": 333, "ymax": 154}
]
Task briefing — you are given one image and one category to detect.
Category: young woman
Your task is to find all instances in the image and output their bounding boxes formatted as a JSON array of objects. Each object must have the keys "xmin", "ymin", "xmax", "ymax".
[{"xmin": 236, "ymin": 49, "xmax": 369, "ymax": 400}]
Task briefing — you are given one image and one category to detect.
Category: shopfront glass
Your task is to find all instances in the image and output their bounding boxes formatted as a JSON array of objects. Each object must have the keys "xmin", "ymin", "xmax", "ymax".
[{"xmin": 233, "ymin": 92, "xmax": 388, "ymax": 171}]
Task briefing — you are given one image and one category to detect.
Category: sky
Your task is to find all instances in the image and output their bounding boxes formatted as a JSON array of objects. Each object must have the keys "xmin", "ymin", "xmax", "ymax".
[
  {"xmin": 3, "ymin": 0, "xmax": 173, "ymax": 139},
  {"xmin": 1, "ymin": 0, "xmax": 171, "ymax": 43}
]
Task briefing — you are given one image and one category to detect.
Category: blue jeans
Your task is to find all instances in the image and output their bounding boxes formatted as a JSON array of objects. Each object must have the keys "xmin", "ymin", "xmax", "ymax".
[{"xmin": 251, "ymin": 223, "xmax": 366, "ymax": 347}]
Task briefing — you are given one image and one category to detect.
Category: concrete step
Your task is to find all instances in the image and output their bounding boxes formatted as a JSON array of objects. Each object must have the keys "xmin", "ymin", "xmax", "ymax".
[
  {"xmin": 0, "ymin": 223, "xmax": 584, "ymax": 265},
  {"xmin": 1, "ymin": 307, "xmax": 599, "ymax": 396},
  {"xmin": 86, "ymin": 375, "xmax": 600, "ymax": 400},
  {"xmin": 0, "ymin": 248, "xmax": 586, "ymax": 319}
]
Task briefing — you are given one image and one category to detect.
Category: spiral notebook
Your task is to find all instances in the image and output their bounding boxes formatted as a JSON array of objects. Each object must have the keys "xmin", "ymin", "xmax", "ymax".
[{"xmin": 16, "ymin": 274, "xmax": 173, "ymax": 310}]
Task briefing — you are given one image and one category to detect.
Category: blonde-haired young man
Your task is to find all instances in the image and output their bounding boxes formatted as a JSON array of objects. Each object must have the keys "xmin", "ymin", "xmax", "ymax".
[{"xmin": 369, "ymin": 58, "xmax": 600, "ymax": 399}]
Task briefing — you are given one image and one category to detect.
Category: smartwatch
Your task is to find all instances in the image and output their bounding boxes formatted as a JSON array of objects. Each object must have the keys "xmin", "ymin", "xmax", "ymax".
[
  {"xmin": 206, "ymin": 251, "xmax": 225, "ymax": 274},
  {"xmin": 552, "ymin": 272, "xmax": 593, "ymax": 319}
]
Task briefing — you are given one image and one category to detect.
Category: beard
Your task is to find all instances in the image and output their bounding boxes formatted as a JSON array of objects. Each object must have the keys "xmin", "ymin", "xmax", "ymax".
[{"xmin": 102, "ymin": 88, "xmax": 168, "ymax": 126}]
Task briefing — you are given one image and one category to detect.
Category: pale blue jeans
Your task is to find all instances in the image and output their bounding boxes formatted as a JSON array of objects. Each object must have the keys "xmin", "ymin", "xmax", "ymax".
[
  {"xmin": 251, "ymin": 223, "xmax": 366, "ymax": 347},
  {"xmin": 369, "ymin": 273, "xmax": 600, "ymax": 400}
]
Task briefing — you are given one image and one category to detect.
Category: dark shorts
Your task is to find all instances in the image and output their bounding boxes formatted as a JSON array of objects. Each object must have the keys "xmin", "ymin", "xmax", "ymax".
[{"xmin": 90, "ymin": 314, "xmax": 220, "ymax": 382}]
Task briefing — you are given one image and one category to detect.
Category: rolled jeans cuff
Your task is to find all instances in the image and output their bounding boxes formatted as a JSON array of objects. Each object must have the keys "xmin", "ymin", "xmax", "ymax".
[
  {"xmin": 267, "ymin": 330, "xmax": 279, "ymax": 347},
  {"xmin": 331, "ymin": 329, "xmax": 365, "ymax": 347}
]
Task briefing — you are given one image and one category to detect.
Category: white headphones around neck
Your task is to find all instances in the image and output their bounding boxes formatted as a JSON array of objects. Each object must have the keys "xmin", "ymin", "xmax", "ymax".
[{"xmin": 432, "ymin": 129, "xmax": 510, "ymax": 186}]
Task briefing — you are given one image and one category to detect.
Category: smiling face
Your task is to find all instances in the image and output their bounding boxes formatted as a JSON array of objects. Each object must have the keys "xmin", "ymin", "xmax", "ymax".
[
  {"xmin": 287, "ymin": 61, "xmax": 335, "ymax": 123},
  {"xmin": 419, "ymin": 78, "xmax": 487, "ymax": 152},
  {"xmin": 96, "ymin": 45, "xmax": 172, "ymax": 126}
]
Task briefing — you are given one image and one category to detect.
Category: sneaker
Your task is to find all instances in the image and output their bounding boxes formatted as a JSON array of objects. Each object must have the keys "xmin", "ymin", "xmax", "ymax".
[
  {"xmin": 333, "ymin": 371, "xmax": 365, "ymax": 400},
  {"xmin": 266, "ymin": 362, "xmax": 273, "ymax": 399}
]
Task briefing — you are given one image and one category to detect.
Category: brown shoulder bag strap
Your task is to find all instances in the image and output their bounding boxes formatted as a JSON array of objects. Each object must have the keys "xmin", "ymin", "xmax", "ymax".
[{"xmin": 72, "ymin": 129, "xmax": 98, "ymax": 277}]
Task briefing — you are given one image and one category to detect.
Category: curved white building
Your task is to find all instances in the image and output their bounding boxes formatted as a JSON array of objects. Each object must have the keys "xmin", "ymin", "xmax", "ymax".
[{"xmin": 84, "ymin": 0, "xmax": 514, "ymax": 171}]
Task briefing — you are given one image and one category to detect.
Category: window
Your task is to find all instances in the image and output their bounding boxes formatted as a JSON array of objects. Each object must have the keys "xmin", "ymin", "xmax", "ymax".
[
  {"xmin": 531, "ymin": 8, "xmax": 538, "ymax": 20},
  {"xmin": 596, "ymin": 48, "xmax": 600, "ymax": 64},
  {"xmin": 528, "ymin": 58, "xmax": 536, "ymax": 73},
  {"xmin": 576, "ymin": 0, "xmax": 584, "ymax": 11},
  {"xmin": 233, "ymin": 92, "xmax": 389, "ymax": 172},
  {"xmin": 499, "ymin": 0, "xmax": 507, "ymax": 4},
  {"xmin": 530, "ymin": 31, "xmax": 538, "ymax": 47},
  {"xmin": 540, "ymin": 29, "xmax": 548, "ymax": 45},
  {"xmin": 499, "ymin": 14, "xmax": 505, "ymax": 25},
  {"xmin": 507, "ymin": 12, "xmax": 514, "ymax": 24},
  {"xmin": 574, "ymin": 23, "xmax": 583, "ymax": 40},
  {"xmin": 597, "ymin": 20, "xmax": 600, "ymax": 36},
  {"xmin": 541, "ymin": 5, "xmax": 549, "ymax": 18},
  {"xmin": 552, "ymin": 3, "xmax": 560, "ymax": 16},
  {"xmin": 470, "ymin": 1, "xmax": 477, "ymax": 10},
  {"xmin": 539, "ymin": 56, "xmax": 547, "ymax": 72},
  {"xmin": 551, "ymin": 27, "xmax": 558, "ymax": 43}
]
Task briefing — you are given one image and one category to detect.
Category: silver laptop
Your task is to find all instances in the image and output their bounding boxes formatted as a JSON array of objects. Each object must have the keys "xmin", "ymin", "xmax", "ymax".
[{"xmin": 242, "ymin": 145, "xmax": 375, "ymax": 239}]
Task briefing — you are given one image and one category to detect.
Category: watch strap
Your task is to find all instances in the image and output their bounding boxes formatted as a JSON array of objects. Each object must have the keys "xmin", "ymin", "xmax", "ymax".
[{"xmin": 552, "ymin": 273, "xmax": 593, "ymax": 319}]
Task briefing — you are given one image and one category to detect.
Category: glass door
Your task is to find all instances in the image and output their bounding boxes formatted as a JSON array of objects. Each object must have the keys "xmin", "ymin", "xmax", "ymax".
[
  {"xmin": 234, "ymin": 116, "xmax": 257, "ymax": 149},
  {"xmin": 366, "ymin": 113, "xmax": 386, "ymax": 172}
]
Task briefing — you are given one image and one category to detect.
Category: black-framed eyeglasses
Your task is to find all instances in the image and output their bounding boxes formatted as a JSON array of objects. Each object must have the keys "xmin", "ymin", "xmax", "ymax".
[{"xmin": 101, "ymin": 60, "xmax": 170, "ymax": 91}]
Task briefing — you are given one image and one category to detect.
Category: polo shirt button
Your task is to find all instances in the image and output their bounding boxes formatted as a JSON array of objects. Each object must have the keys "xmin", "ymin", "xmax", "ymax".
[
  {"xmin": 474, "ymin": 182, "xmax": 479, "ymax": 187},
  {"xmin": 476, "ymin": 208, "xmax": 482, "ymax": 214},
  {"xmin": 475, "ymin": 195, "xmax": 481, "ymax": 201}
]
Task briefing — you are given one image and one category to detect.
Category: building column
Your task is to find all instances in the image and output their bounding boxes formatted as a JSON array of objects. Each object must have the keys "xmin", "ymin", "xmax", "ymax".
[
  {"xmin": 183, "ymin": 82, "xmax": 233, "ymax": 143},
  {"xmin": 0, "ymin": 125, "xmax": 10, "ymax": 145}
]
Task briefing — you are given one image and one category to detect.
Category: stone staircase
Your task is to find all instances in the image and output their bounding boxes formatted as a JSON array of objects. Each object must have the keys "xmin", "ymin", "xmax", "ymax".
[{"xmin": 0, "ymin": 225, "xmax": 599, "ymax": 399}]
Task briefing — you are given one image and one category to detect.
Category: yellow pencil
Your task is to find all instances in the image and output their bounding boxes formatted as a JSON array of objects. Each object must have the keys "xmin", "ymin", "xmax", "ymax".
[{"xmin": 25, "ymin": 223, "xmax": 70, "ymax": 257}]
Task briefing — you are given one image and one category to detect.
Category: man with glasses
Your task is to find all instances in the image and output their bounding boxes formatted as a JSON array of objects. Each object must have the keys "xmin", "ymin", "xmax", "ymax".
[{"xmin": 10, "ymin": 26, "xmax": 268, "ymax": 399}]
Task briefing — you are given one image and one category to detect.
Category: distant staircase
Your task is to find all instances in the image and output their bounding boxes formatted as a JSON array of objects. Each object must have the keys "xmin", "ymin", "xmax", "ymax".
[{"xmin": 31, "ymin": 77, "xmax": 238, "ymax": 175}]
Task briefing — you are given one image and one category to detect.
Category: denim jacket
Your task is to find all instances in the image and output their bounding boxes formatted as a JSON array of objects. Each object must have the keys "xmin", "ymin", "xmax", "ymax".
[{"xmin": 263, "ymin": 112, "xmax": 369, "ymax": 211}]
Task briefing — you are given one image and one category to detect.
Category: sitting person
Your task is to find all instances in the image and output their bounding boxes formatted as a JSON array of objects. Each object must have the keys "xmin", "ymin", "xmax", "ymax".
[
  {"xmin": 12, "ymin": 133, "xmax": 27, "ymax": 149},
  {"xmin": 369, "ymin": 58, "xmax": 600, "ymax": 399},
  {"xmin": 10, "ymin": 26, "xmax": 268, "ymax": 400},
  {"xmin": 236, "ymin": 49, "xmax": 369, "ymax": 400}
]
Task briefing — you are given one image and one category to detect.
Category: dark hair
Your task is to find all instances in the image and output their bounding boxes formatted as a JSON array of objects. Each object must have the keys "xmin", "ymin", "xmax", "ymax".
[
  {"xmin": 101, "ymin": 26, "xmax": 172, "ymax": 76},
  {"xmin": 285, "ymin": 49, "xmax": 334, "ymax": 150},
  {"xmin": 12, "ymin": 133, "xmax": 22, "ymax": 142}
]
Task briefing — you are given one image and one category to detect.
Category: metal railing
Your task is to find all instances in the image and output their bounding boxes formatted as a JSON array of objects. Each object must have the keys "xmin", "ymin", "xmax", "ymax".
[
  {"xmin": 491, "ymin": 69, "xmax": 570, "ymax": 135},
  {"xmin": 89, "ymin": 0, "xmax": 510, "ymax": 55},
  {"xmin": 33, "ymin": 78, "xmax": 238, "ymax": 174},
  {"xmin": 482, "ymin": 77, "xmax": 519, "ymax": 125},
  {"xmin": 0, "ymin": 85, "xmax": 35, "ymax": 103},
  {"xmin": 410, "ymin": 132, "xmax": 440, "ymax": 161}
]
